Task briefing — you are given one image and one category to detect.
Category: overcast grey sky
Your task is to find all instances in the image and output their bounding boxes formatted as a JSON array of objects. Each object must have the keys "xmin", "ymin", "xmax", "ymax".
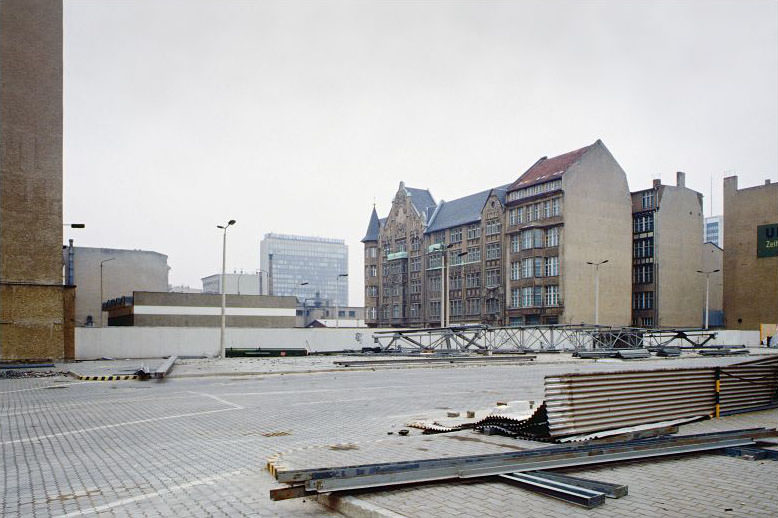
[{"xmin": 63, "ymin": 0, "xmax": 778, "ymax": 305}]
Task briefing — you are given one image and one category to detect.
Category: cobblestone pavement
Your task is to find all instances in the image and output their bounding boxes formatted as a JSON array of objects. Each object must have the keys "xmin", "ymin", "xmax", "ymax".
[{"xmin": 3, "ymin": 355, "xmax": 777, "ymax": 517}]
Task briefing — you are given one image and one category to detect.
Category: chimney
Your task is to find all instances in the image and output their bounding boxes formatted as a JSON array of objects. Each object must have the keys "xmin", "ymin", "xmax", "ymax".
[
  {"xmin": 676, "ymin": 171, "xmax": 686, "ymax": 188},
  {"xmin": 652, "ymin": 179, "xmax": 661, "ymax": 188},
  {"xmin": 766, "ymin": 179, "xmax": 772, "ymax": 185}
]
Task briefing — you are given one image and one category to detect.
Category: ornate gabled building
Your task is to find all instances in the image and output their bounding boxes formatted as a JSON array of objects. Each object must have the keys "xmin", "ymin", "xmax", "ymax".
[{"xmin": 363, "ymin": 140, "xmax": 634, "ymax": 328}]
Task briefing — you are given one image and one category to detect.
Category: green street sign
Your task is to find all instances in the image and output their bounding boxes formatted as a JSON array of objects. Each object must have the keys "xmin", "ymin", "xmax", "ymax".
[{"xmin": 757, "ymin": 223, "xmax": 778, "ymax": 258}]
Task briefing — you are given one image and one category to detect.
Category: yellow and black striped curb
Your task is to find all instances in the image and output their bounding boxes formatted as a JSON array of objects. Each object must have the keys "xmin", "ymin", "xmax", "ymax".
[{"xmin": 68, "ymin": 372, "xmax": 139, "ymax": 381}]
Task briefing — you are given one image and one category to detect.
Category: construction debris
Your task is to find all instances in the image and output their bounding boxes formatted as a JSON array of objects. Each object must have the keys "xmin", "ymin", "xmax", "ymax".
[
  {"xmin": 269, "ymin": 428, "xmax": 777, "ymax": 501},
  {"xmin": 498, "ymin": 472, "xmax": 607, "ymax": 508}
]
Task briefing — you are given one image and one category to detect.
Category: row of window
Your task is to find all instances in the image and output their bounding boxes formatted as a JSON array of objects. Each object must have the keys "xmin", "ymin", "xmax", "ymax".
[
  {"xmin": 510, "ymin": 226, "xmax": 560, "ymax": 252},
  {"xmin": 633, "ymin": 291, "xmax": 654, "ymax": 310},
  {"xmin": 508, "ymin": 197, "xmax": 561, "ymax": 225},
  {"xmin": 510, "ymin": 285, "xmax": 560, "ymax": 308},
  {"xmin": 633, "ymin": 264, "xmax": 653, "ymax": 284},
  {"xmin": 510, "ymin": 256, "xmax": 559, "ymax": 280},
  {"xmin": 634, "ymin": 237, "xmax": 654, "ymax": 258},
  {"xmin": 633, "ymin": 213, "xmax": 654, "ymax": 233},
  {"xmin": 507, "ymin": 180, "xmax": 562, "ymax": 202}
]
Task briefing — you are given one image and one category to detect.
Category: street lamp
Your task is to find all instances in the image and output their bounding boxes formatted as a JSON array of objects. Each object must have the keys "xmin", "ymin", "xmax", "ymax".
[
  {"xmin": 697, "ymin": 268, "xmax": 720, "ymax": 330},
  {"xmin": 217, "ymin": 219, "xmax": 236, "ymax": 359},
  {"xmin": 586, "ymin": 259, "xmax": 609, "ymax": 326},
  {"xmin": 63, "ymin": 224, "xmax": 85, "ymax": 285},
  {"xmin": 447, "ymin": 251, "xmax": 468, "ymax": 327},
  {"xmin": 335, "ymin": 273, "xmax": 348, "ymax": 328},
  {"xmin": 99, "ymin": 257, "xmax": 115, "ymax": 327},
  {"xmin": 430, "ymin": 243, "xmax": 456, "ymax": 328}
]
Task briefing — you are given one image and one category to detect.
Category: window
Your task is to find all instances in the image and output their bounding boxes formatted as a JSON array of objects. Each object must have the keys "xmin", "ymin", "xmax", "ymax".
[
  {"xmin": 450, "ymin": 228, "xmax": 462, "ymax": 243},
  {"xmin": 544, "ymin": 256, "xmax": 559, "ymax": 277},
  {"xmin": 486, "ymin": 220, "xmax": 501, "ymax": 236},
  {"xmin": 533, "ymin": 257, "xmax": 543, "ymax": 277},
  {"xmin": 552, "ymin": 197, "xmax": 560, "ymax": 216},
  {"xmin": 467, "ymin": 246, "xmax": 481, "ymax": 262},
  {"xmin": 633, "ymin": 264, "xmax": 653, "ymax": 284},
  {"xmin": 366, "ymin": 286, "xmax": 378, "ymax": 297},
  {"xmin": 545, "ymin": 285, "xmax": 559, "ymax": 306},
  {"xmin": 486, "ymin": 242, "xmax": 500, "ymax": 260},
  {"xmin": 633, "ymin": 213, "xmax": 654, "ymax": 233},
  {"xmin": 633, "ymin": 291, "xmax": 654, "ymax": 310},
  {"xmin": 449, "ymin": 250, "xmax": 464, "ymax": 266},
  {"xmin": 467, "ymin": 225, "xmax": 481, "ymax": 240},
  {"xmin": 521, "ymin": 287, "xmax": 533, "ymax": 307},
  {"xmin": 366, "ymin": 247, "xmax": 377, "ymax": 258},
  {"xmin": 642, "ymin": 317, "xmax": 654, "ymax": 327},
  {"xmin": 509, "ymin": 207, "xmax": 524, "ymax": 225},
  {"xmin": 382, "ymin": 305, "xmax": 390, "ymax": 320},
  {"xmin": 449, "ymin": 274, "xmax": 462, "ymax": 290},
  {"xmin": 467, "ymin": 298, "xmax": 481, "ymax": 315},
  {"xmin": 511, "ymin": 288, "xmax": 520, "ymax": 308},
  {"xmin": 429, "ymin": 274, "xmax": 441, "ymax": 292},
  {"xmin": 486, "ymin": 297, "xmax": 500, "ymax": 314},
  {"xmin": 410, "ymin": 256, "xmax": 421, "ymax": 272},
  {"xmin": 634, "ymin": 238, "xmax": 654, "ymax": 258},
  {"xmin": 428, "ymin": 253, "xmax": 442, "ymax": 269},
  {"xmin": 521, "ymin": 258, "xmax": 533, "ymax": 278},
  {"xmin": 543, "ymin": 200, "xmax": 552, "ymax": 219},
  {"xmin": 511, "ymin": 261, "xmax": 520, "ymax": 281},
  {"xmin": 450, "ymin": 299, "xmax": 463, "ymax": 316},
  {"xmin": 521, "ymin": 230, "xmax": 533, "ymax": 250},
  {"xmin": 545, "ymin": 226, "xmax": 560, "ymax": 247},
  {"xmin": 486, "ymin": 269, "xmax": 500, "ymax": 287},
  {"xmin": 411, "ymin": 238, "xmax": 420, "ymax": 251},
  {"xmin": 410, "ymin": 304, "xmax": 420, "ymax": 317},
  {"xmin": 533, "ymin": 229, "xmax": 544, "ymax": 248},
  {"xmin": 432, "ymin": 232, "xmax": 445, "ymax": 244},
  {"xmin": 641, "ymin": 191, "xmax": 654, "ymax": 209},
  {"xmin": 368, "ymin": 265, "xmax": 377, "ymax": 277},
  {"xmin": 533, "ymin": 287, "xmax": 543, "ymax": 307},
  {"xmin": 511, "ymin": 234, "xmax": 520, "ymax": 253},
  {"xmin": 395, "ymin": 239, "xmax": 406, "ymax": 252},
  {"xmin": 466, "ymin": 271, "xmax": 481, "ymax": 288},
  {"xmin": 531, "ymin": 203, "xmax": 540, "ymax": 221},
  {"xmin": 367, "ymin": 307, "xmax": 377, "ymax": 320},
  {"xmin": 429, "ymin": 300, "xmax": 441, "ymax": 316},
  {"xmin": 409, "ymin": 280, "xmax": 422, "ymax": 294}
]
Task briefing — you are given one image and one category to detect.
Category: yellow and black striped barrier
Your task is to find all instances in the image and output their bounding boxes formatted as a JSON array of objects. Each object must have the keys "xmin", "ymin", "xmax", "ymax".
[{"xmin": 70, "ymin": 373, "xmax": 139, "ymax": 381}]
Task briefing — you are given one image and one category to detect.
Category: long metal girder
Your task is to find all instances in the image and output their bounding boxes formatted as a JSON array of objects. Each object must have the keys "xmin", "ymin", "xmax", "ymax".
[
  {"xmin": 269, "ymin": 428, "xmax": 776, "ymax": 500},
  {"xmin": 371, "ymin": 324, "xmax": 719, "ymax": 353},
  {"xmin": 498, "ymin": 472, "xmax": 606, "ymax": 508},
  {"xmin": 524, "ymin": 471, "xmax": 628, "ymax": 498}
]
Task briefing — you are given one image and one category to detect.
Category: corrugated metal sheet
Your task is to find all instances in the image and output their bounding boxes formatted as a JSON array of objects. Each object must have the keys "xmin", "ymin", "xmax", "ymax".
[{"xmin": 544, "ymin": 358, "xmax": 778, "ymax": 438}]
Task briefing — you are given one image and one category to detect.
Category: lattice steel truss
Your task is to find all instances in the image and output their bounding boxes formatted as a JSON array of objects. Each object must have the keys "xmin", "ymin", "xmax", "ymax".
[{"xmin": 371, "ymin": 325, "xmax": 718, "ymax": 353}]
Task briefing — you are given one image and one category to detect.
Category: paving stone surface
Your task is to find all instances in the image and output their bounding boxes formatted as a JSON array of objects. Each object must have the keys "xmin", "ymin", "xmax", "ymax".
[{"xmin": 2, "ymin": 354, "xmax": 777, "ymax": 517}]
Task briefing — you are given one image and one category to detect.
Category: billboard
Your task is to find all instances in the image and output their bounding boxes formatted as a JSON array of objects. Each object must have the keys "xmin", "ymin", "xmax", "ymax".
[{"xmin": 757, "ymin": 223, "xmax": 778, "ymax": 258}]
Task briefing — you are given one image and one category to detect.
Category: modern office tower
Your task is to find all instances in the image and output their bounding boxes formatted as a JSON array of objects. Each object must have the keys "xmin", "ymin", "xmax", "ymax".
[
  {"xmin": 705, "ymin": 215, "xmax": 723, "ymax": 248},
  {"xmin": 260, "ymin": 233, "xmax": 348, "ymax": 306}
]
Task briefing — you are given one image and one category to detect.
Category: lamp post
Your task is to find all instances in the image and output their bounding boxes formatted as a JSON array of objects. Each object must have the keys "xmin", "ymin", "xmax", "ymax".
[
  {"xmin": 447, "ymin": 251, "xmax": 468, "ymax": 327},
  {"xmin": 217, "ymin": 219, "xmax": 236, "ymax": 359},
  {"xmin": 697, "ymin": 268, "xmax": 720, "ymax": 330},
  {"xmin": 430, "ymin": 243, "xmax": 456, "ymax": 328},
  {"xmin": 99, "ymin": 257, "xmax": 115, "ymax": 327},
  {"xmin": 335, "ymin": 273, "xmax": 348, "ymax": 328},
  {"xmin": 586, "ymin": 259, "xmax": 609, "ymax": 326}
]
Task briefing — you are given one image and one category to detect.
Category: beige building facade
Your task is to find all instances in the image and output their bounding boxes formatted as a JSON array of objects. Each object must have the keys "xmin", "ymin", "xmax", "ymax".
[
  {"xmin": 0, "ymin": 0, "xmax": 72, "ymax": 360},
  {"xmin": 631, "ymin": 172, "xmax": 705, "ymax": 328},
  {"xmin": 702, "ymin": 242, "xmax": 724, "ymax": 326},
  {"xmin": 65, "ymin": 246, "xmax": 170, "ymax": 327},
  {"xmin": 105, "ymin": 291, "xmax": 297, "ymax": 328},
  {"xmin": 723, "ymin": 176, "xmax": 778, "ymax": 330}
]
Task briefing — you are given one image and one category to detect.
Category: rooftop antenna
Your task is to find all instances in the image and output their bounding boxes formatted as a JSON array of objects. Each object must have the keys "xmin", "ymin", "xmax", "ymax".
[{"xmin": 710, "ymin": 174, "xmax": 713, "ymax": 218}]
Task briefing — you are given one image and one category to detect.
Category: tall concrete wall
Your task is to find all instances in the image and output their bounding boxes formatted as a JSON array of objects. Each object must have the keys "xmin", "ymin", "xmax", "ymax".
[
  {"xmin": 561, "ymin": 142, "xmax": 632, "ymax": 326},
  {"xmin": 75, "ymin": 326, "xmax": 396, "ymax": 359},
  {"xmin": 67, "ymin": 247, "xmax": 169, "ymax": 326},
  {"xmin": 0, "ymin": 0, "xmax": 67, "ymax": 360},
  {"xmin": 723, "ymin": 177, "xmax": 778, "ymax": 330},
  {"xmin": 655, "ymin": 186, "xmax": 704, "ymax": 327}
]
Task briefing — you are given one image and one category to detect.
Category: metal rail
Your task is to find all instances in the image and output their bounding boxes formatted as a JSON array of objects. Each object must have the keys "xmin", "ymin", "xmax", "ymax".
[
  {"xmin": 270, "ymin": 428, "xmax": 776, "ymax": 500},
  {"xmin": 371, "ymin": 325, "xmax": 719, "ymax": 353}
]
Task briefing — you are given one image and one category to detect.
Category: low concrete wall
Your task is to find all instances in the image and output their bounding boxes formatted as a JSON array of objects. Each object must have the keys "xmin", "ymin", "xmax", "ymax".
[
  {"xmin": 75, "ymin": 327, "xmax": 396, "ymax": 359},
  {"xmin": 646, "ymin": 330, "xmax": 762, "ymax": 348}
]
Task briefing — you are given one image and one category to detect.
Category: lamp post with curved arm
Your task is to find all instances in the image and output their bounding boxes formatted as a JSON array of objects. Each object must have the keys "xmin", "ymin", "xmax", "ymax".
[
  {"xmin": 586, "ymin": 259, "xmax": 609, "ymax": 326},
  {"xmin": 217, "ymin": 219, "xmax": 236, "ymax": 358}
]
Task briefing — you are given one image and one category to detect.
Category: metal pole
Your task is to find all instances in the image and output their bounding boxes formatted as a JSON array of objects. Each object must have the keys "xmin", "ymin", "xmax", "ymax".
[
  {"xmin": 99, "ymin": 257, "xmax": 114, "ymax": 327},
  {"xmin": 705, "ymin": 274, "xmax": 710, "ymax": 330},
  {"xmin": 594, "ymin": 265, "xmax": 600, "ymax": 326},
  {"xmin": 220, "ymin": 226, "xmax": 228, "ymax": 359},
  {"xmin": 441, "ymin": 253, "xmax": 447, "ymax": 328}
]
